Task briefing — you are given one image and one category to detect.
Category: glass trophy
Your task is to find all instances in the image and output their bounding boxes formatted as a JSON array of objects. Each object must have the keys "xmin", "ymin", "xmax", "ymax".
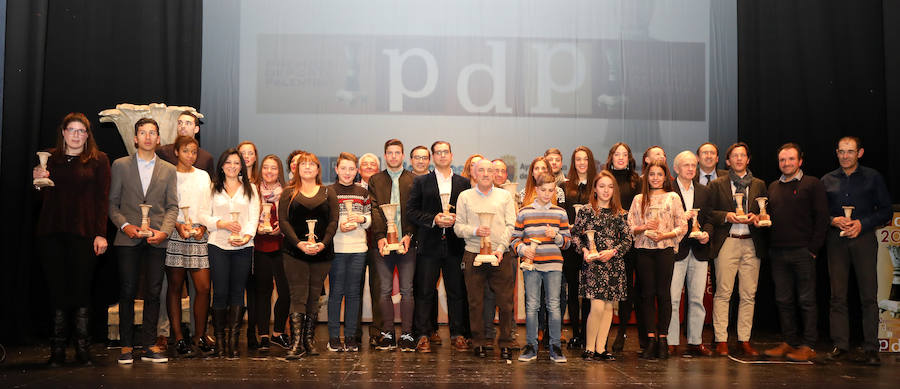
[
  {"xmin": 733, "ymin": 192, "xmax": 749, "ymax": 222},
  {"xmin": 33, "ymin": 151, "xmax": 55, "ymax": 189},
  {"xmin": 584, "ymin": 229, "xmax": 601, "ymax": 260},
  {"xmin": 689, "ymin": 208, "xmax": 703, "ymax": 238},
  {"xmin": 839, "ymin": 206, "xmax": 855, "ymax": 237},
  {"xmin": 473, "ymin": 211, "xmax": 499, "ymax": 266},
  {"xmin": 259, "ymin": 203, "xmax": 274, "ymax": 233},
  {"xmin": 380, "ymin": 203, "xmax": 405, "ymax": 254},
  {"xmin": 342, "ymin": 200, "xmax": 358, "ymax": 229},
  {"xmin": 138, "ymin": 204, "xmax": 153, "ymax": 237},
  {"xmin": 756, "ymin": 197, "xmax": 771, "ymax": 227},
  {"xmin": 519, "ymin": 238, "xmax": 540, "ymax": 271},
  {"xmin": 228, "ymin": 211, "xmax": 243, "ymax": 243}
]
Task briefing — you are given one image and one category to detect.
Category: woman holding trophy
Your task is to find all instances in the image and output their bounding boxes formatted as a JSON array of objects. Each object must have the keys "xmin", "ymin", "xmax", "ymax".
[
  {"xmin": 206, "ymin": 148, "xmax": 260, "ymax": 358},
  {"xmin": 571, "ymin": 170, "xmax": 631, "ymax": 361},
  {"xmin": 33, "ymin": 113, "xmax": 110, "ymax": 366},
  {"xmin": 627, "ymin": 160, "xmax": 686, "ymax": 360},
  {"xmin": 253, "ymin": 154, "xmax": 290, "ymax": 351},
  {"xmin": 278, "ymin": 152, "xmax": 339, "ymax": 359},
  {"xmin": 164, "ymin": 135, "xmax": 213, "ymax": 357}
]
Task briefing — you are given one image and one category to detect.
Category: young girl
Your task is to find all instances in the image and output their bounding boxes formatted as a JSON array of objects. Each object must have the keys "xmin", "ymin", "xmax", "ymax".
[
  {"xmin": 571, "ymin": 170, "xmax": 632, "ymax": 361},
  {"xmin": 327, "ymin": 152, "xmax": 372, "ymax": 352},
  {"xmin": 164, "ymin": 135, "xmax": 213, "ymax": 358},
  {"xmin": 561, "ymin": 146, "xmax": 597, "ymax": 349},
  {"xmin": 518, "ymin": 156, "xmax": 565, "ymax": 208},
  {"xmin": 254, "ymin": 154, "xmax": 290, "ymax": 351},
  {"xmin": 627, "ymin": 160, "xmax": 686, "ymax": 360}
]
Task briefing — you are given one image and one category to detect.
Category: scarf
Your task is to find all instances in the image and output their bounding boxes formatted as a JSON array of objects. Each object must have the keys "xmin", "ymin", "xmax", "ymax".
[{"xmin": 729, "ymin": 169, "xmax": 753, "ymax": 209}]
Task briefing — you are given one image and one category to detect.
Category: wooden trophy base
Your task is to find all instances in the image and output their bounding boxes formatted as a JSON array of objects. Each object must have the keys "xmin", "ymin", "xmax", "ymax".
[
  {"xmin": 519, "ymin": 260, "xmax": 534, "ymax": 271},
  {"xmin": 33, "ymin": 178, "xmax": 55, "ymax": 189},
  {"xmin": 734, "ymin": 214, "xmax": 749, "ymax": 223},
  {"xmin": 644, "ymin": 230, "xmax": 659, "ymax": 239},
  {"xmin": 137, "ymin": 230, "xmax": 153, "ymax": 238},
  {"xmin": 474, "ymin": 253, "xmax": 499, "ymax": 266},
  {"xmin": 229, "ymin": 235, "xmax": 244, "ymax": 244},
  {"xmin": 382, "ymin": 242, "xmax": 404, "ymax": 255},
  {"xmin": 344, "ymin": 222, "xmax": 358, "ymax": 229},
  {"xmin": 757, "ymin": 219, "xmax": 771, "ymax": 227},
  {"xmin": 259, "ymin": 225, "xmax": 273, "ymax": 234},
  {"xmin": 586, "ymin": 252, "xmax": 600, "ymax": 260},
  {"xmin": 689, "ymin": 230, "xmax": 702, "ymax": 239}
]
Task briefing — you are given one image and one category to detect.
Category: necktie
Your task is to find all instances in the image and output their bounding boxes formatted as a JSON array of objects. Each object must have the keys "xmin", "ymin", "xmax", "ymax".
[{"xmin": 705, "ymin": 174, "xmax": 712, "ymax": 185}]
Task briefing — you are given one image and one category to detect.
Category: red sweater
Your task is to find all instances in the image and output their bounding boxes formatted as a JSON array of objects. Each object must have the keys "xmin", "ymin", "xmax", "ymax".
[{"xmin": 36, "ymin": 151, "xmax": 111, "ymax": 239}]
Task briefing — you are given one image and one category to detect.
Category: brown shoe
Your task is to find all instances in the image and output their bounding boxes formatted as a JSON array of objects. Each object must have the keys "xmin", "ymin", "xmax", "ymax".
[
  {"xmin": 417, "ymin": 336, "xmax": 432, "ymax": 353},
  {"xmin": 430, "ymin": 331, "xmax": 442, "ymax": 346},
  {"xmin": 764, "ymin": 342, "xmax": 796, "ymax": 358},
  {"xmin": 453, "ymin": 336, "xmax": 471, "ymax": 351},
  {"xmin": 687, "ymin": 344, "xmax": 713, "ymax": 357},
  {"xmin": 738, "ymin": 341, "xmax": 759, "ymax": 357},
  {"xmin": 156, "ymin": 335, "xmax": 168, "ymax": 352},
  {"xmin": 668, "ymin": 345, "xmax": 677, "ymax": 356},
  {"xmin": 785, "ymin": 345, "xmax": 816, "ymax": 362},
  {"xmin": 715, "ymin": 342, "xmax": 729, "ymax": 356}
]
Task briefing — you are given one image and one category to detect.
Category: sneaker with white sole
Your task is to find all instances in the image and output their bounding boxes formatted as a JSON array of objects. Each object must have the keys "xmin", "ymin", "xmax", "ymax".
[
  {"xmin": 549, "ymin": 345, "xmax": 567, "ymax": 363},
  {"xmin": 518, "ymin": 344, "xmax": 537, "ymax": 362}
]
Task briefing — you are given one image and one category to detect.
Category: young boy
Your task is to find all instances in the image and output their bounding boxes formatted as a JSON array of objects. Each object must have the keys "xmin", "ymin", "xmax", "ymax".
[{"xmin": 512, "ymin": 173, "xmax": 571, "ymax": 363}]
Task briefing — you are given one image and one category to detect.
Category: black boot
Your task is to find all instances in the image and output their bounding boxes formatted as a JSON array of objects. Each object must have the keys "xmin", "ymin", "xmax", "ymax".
[
  {"xmin": 302, "ymin": 314, "xmax": 319, "ymax": 356},
  {"xmin": 611, "ymin": 329, "xmax": 626, "ymax": 353},
  {"xmin": 641, "ymin": 337, "xmax": 658, "ymax": 360},
  {"xmin": 227, "ymin": 305, "xmax": 243, "ymax": 358},
  {"xmin": 73, "ymin": 307, "xmax": 92, "ymax": 366},
  {"xmin": 212, "ymin": 309, "xmax": 227, "ymax": 358},
  {"xmin": 285, "ymin": 313, "xmax": 306, "ymax": 360},
  {"xmin": 48, "ymin": 309, "xmax": 67, "ymax": 367},
  {"xmin": 657, "ymin": 337, "xmax": 669, "ymax": 360}
]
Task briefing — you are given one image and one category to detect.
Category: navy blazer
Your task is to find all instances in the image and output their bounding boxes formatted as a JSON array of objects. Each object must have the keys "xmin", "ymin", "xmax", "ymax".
[
  {"xmin": 673, "ymin": 179, "xmax": 714, "ymax": 261},
  {"xmin": 406, "ymin": 171, "xmax": 471, "ymax": 256}
]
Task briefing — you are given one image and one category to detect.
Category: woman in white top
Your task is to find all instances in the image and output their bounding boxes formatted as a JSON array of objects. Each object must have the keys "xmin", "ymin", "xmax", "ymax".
[
  {"xmin": 164, "ymin": 136, "xmax": 213, "ymax": 357},
  {"xmin": 203, "ymin": 148, "xmax": 259, "ymax": 358},
  {"xmin": 627, "ymin": 160, "xmax": 686, "ymax": 360}
]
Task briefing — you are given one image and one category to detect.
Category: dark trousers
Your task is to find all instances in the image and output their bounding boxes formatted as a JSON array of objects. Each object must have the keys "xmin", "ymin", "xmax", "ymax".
[
  {"xmin": 376, "ymin": 250, "xmax": 416, "ymax": 333},
  {"xmin": 636, "ymin": 247, "xmax": 675, "ymax": 336},
  {"xmin": 463, "ymin": 251, "xmax": 516, "ymax": 347},
  {"xmin": 562, "ymin": 247, "xmax": 585, "ymax": 337},
  {"xmin": 414, "ymin": 244, "xmax": 470, "ymax": 339},
  {"xmin": 116, "ymin": 243, "xmax": 166, "ymax": 348},
  {"xmin": 356, "ymin": 246, "xmax": 383, "ymax": 339},
  {"xmin": 617, "ymin": 249, "xmax": 645, "ymax": 338},
  {"xmin": 827, "ymin": 229, "xmax": 879, "ymax": 351},
  {"xmin": 282, "ymin": 255, "xmax": 331, "ymax": 315},
  {"xmin": 208, "ymin": 246, "xmax": 252, "ymax": 309},
  {"xmin": 255, "ymin": 250, "xmax": 290, "ymax": 335},
  {"xmin": 770, "ymin": 247, "xmax": 817, "ymax": 348},
  {"xmin": 39, "ymin": 234, "xmax": 98, "ymax": 310}
]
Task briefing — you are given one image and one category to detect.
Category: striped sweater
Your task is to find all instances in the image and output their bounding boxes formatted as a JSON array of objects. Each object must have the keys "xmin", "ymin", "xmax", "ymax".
[{"xmin": 511, "ymin": 201, "xmax": 572, "ymax": 272}]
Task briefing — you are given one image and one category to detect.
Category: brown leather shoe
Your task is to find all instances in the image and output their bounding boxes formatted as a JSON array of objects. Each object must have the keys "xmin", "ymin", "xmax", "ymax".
[
  {"xmin": 738, "ymin": 341, "xmax": 759, "ymax": 357},
  {"xmin": 687, "ymin": 344, "xmax": 713, "ymax": 357},
  {"xmin": 715, "ymin": 342, "xmax": 729, "ymax": 356},
  {"xmin": 430, "ymin": 331, "xmax": 442, "ymax": 346},
  {"xmin": 764, "ymin": 342, "xmax": 796, "ymax": 358},
  {"xmin": 156, "ymin": 335, "xmax": 168, "ymax": 352},
  {"xmin": 453, "ymin": 336, "xmax": 471, "ymax": 351},
  {"xmin": 785, "ymin": 345, "xmax": 816, "ymax": 362},
  {"xmin": 668, "ymin": 345, "xmax": 677, "ymax": 356},
  {"xmin": 416, "ymin": 336, "xmax": 432, "ymax": 353}
]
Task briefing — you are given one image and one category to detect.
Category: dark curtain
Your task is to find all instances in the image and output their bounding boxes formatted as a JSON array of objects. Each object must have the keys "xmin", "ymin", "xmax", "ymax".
[
  {"xmin": 1, "ymin": 0, "xmax": 201, "ymax": 345},
  {"xmin": 738, "ymin": 0, "xmax": 899, "ymax": 338}
]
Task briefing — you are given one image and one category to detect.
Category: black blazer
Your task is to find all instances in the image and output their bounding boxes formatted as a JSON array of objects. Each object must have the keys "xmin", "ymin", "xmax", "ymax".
[
  {"xmin": 406, "ymin": 171, "xmax": 471, "ymax": 256},
  {"xmin": 368, "ymin": 169, "xmax": 417, "ymax": 242},
  {"xmin": 707, "ymin": 174, "xmax": 768, "ymax": 258},
  {"xmin": 673, "ymin": 179, "xmax": 714, "ymax": 261},
  {"xmin": 693, "ymin": 168, "xmax": 729, "ymax": 186}
]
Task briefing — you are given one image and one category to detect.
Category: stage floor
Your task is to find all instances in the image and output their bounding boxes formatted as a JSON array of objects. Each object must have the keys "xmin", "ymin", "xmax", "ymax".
[{"xmin": 1, "ymin": 325, "xmax": 897, "ymax": 388}]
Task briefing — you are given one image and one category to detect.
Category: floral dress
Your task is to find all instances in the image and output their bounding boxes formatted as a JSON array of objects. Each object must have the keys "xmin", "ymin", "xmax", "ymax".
[{"xmin": 571, "ymin": 206, "xmax": 632, "ymax": 301}]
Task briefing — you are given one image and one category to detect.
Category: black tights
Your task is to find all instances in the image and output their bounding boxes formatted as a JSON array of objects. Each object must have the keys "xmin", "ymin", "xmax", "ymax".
[{"xmin": 166, "ymin": 266, "xmax": 211, "ymax": 341}]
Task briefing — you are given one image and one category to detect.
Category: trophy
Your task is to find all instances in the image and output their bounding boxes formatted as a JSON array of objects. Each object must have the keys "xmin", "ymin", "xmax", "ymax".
[
  {"xmin": 501, "ymin": 182, "xmax": 519, "ymax": 210},
  {"xmin": 756, "ymin": 197, "xmax": 771, "ymax": 227},
  {"xmin": 839, "ymin": 206, "xmax": 855, "ymax": 237},
  {"xmin": 380, "ymin": 203, "xmax": 405, "ymax": 254},
  {"xmin": 520, "ymin": 238, "xmax": 540, "ymax": 271},
  {"xmin": 439, "ymin": 193, "xmax": 455, "ymax": 223},
  {"xmin": 643, "ymin": 205, "xmax": 663, "ymax": 239},
  {"xmin": 689, "ymin": 208, "xmax": 703, "ymax": 238},
  {"xmin": 138, "ymin": 204, "xmax": 153, "ymax": 237},
  {"xmin": 305, "ymin": 219, "xmax": 318, "ymax": 245},
  {"xmin": 228, "ymin": 211, "xmax": 243, "ymax": 243},
  {"xmin": 473, "ymin": 211, "xmax": 499, "ymax": 266},
  {"xmin": 180, "ymin": 206, "xmax": 200, "ymax": 236},
  {"xmin": 33, "ymin": 151, "xmax": 55, "ymax": 189},
  {"xmin": 342, "ymin": 200, "xmax": 358, "ymax": 229},
  {"xmin": 259, "ymin": 203, "xmax": 274, "ymax": 233},
  {"xmin": 584, "ymin": 229, "xmax": 601, "ymax": 260},
  {"xmin": 733, "ymin": 192, "xmax": 749, "ymax": 222}
]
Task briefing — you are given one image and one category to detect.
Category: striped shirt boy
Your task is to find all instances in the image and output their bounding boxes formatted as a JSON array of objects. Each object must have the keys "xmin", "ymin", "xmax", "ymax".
[{"xmin": 511, "ymin": 201, "xmax": 571, "ymax": 272}]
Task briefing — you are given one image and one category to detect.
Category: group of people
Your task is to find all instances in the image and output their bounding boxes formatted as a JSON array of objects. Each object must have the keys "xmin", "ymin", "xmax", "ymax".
[{"xmin": 33, "ymin": 110, "xmax": 892, "ymax": 367}]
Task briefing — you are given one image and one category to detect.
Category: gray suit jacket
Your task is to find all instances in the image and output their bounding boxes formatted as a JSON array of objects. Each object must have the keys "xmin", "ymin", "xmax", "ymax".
[{"xmin": 108, "ymin": 154, "xmax": 179, "ymax": 248}]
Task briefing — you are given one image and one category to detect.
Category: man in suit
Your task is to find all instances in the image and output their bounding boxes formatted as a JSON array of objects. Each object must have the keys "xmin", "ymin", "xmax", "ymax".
[
  {"xmin": 669, "ymin": 151, "xmax": 714, "ymax": 357},
  {"xmin": 369, "ymin": 139, "xmax": 418, "ymax": 352},
  {"xmin": 108, "ymin": 118, "xmax": 178, "ymax": 365},
  {"xmin": 156, "ymin": 111, "xmax": 214, "ymax": 173},
  {"xmin": 408, "ymin": 141, "xmax": 472, "ymax": 352},
  {"xmin": 695, "ymin": 142, "xmax": 728, "ymax": 186},
  {"xmin": 707, "ymin": 142, "xmax": 767, "ymax": 358}
]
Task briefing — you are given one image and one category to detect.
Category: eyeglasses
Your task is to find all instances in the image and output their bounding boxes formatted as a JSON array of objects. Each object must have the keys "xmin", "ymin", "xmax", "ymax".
[
  {"xmin": 65, "ymin": 128, "xmax": 87, "ymax": 136},
  {"xmin": 433, "ymin": 150, "xmax": 451, "ymax": 156},
  {"xmin": 411, "ymin": 156, "xmax": 430, "ymax": 161}
]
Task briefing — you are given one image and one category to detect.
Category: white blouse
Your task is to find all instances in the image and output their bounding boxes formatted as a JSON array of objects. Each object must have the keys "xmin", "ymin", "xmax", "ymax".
[
  {"xmin": 203, "ymin": 182, "xmax": 260, "ymax": 250},
  {"xmin": 176, "ymin": 169, "xmax": 211, "ymax": 225}
]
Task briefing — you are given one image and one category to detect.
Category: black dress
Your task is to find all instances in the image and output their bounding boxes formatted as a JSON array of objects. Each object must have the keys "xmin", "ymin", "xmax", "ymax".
[{"xmin": 571, "ymin": 206, "xmax": 632, "ymax": 301}]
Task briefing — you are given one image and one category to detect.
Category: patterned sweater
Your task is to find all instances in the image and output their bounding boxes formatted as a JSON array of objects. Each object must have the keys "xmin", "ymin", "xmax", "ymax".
[
  {"xmin": 510, "ymin": 201, "xmax": 572, "ymax": 272},
  {"xmin": 331, "ymin": 182, "xmax": 372, "ymax": 253}
]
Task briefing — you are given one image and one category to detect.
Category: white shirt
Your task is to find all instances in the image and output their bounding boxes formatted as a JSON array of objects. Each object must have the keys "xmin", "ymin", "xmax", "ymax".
[
  {"xmin": 728, "ymin": 176, "xmax": 750, "ymax": 236},
  {"xmin": 677, "ymin": 179, "xmax": 695, "ymax": 211},
  {"xmin": 135, "ymin": 153, "xmax": 157, "ymax": 195},
  {"xmin": 203, "ymin": 182, "xmax": 260, "ymax": 250},
  {"xmin": 176, "ymin": 169, "xmax": 212, "ymax": 224},
  {"xmin": 435, "ymin": 168, "xmax": 453, "ymax": 196}
]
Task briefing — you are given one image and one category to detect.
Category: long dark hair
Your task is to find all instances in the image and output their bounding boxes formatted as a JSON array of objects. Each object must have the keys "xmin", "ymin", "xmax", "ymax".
[
  {"xmin": 522, "ymin": 156, "xmax": 554, "ymax": 207},
  {"xmin": 237, "ymin": 140, "xmax": 259, "ymax": 185},
  {"xmin": 213, "ymin": 148, "xmax": 253, "ymax": 200},
  {"xmin": 565, "ymin": 146, "xmax": 597, "ymax": 200},
  {"xmin": 639, "ymin": 160, "xmax": 674, "ymax": 216},
  {"xmin": 590, "ymin": 170, "xmax": 624, "ymax": 215},
  {"xmin": 258, "ymin": 154, "xmax": 286, "ymax": 189},
  {"xmin": 52, "ymin": 112, "xmax": 101, "ymax": 163},
  {"xmin": 605, "ymin": 142, "xmax": 640, "ymax": 190}
]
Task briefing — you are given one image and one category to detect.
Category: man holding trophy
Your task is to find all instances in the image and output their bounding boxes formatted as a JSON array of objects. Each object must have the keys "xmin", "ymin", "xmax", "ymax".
[
  {"xmin": 762, "ymin": 143, "xmax": 829, "ymax": 362},
  {"xmin": 454, "ymin": 159, "xmax": 517, "ymax": 359},
  {"xmin": 369, "ymin": 139, "xmax": 418, "ymax": 352},
  {"xmin": 108, "ymin": 118, "xmax": 179, "ymax": 364},
  {"xmin": 407, "ymin": 141, "xmax": 472, "ymax": 352},
  {"xmin": 822, "ymin": 136, "xmax": 892, "ymax": 365}
]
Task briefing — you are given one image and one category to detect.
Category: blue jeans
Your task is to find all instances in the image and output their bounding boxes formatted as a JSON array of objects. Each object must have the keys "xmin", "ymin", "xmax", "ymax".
[
  {"xmin": 328, "ymin": 252, "xmax": 367, "ymax": 339},
  {"xmin": 524, "ymin": 270, "xmax": 562, "ymax": 347},
  {"xmin": 669, "ymin": 252, "xmax": 708, "ymax": 345},
  {"xmin": 208, "ymin": 246, "xmax": 252, "ymax": 309}
]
